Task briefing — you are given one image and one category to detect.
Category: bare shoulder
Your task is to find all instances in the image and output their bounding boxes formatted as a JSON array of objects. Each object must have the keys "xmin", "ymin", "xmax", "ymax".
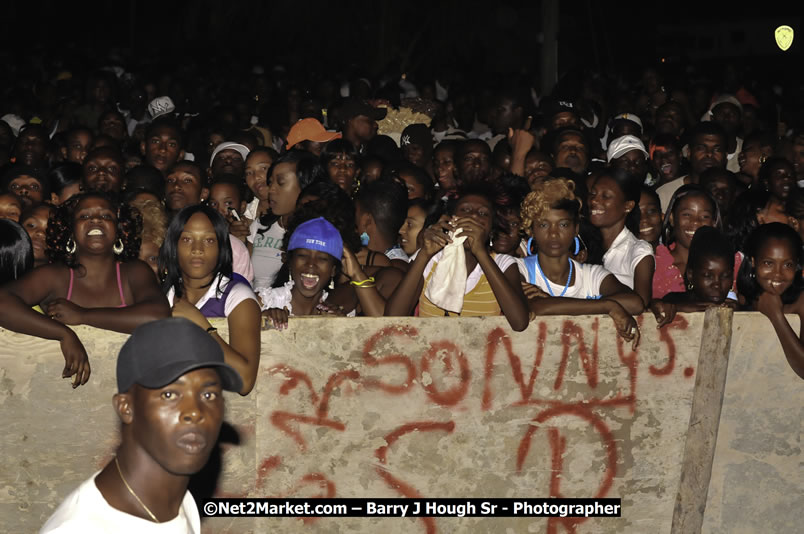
[
  {"xmin": 120, "ymin": 259, "xmax": 158, "ymax": 280},
  {"xmin": 377, "ymin": 265, "xmax": 405, "ymax": 285},
  {"xmin": 33, "ymin": 262, "xmax": 70, "ymax": 276},
  {"xmin": 14, "ymin": 263, "xmax": 69, "ymax": 288},
  {"xmin": 120, "ymin": 259, "xmax": 164, "ymax": 297},
  {"xmin": 389, "ymin": 258, "xmax": 409, "ymax": 272},
  {"xmin": 3, "ymin": 263, "xmax": 70, "ymax": 304}
]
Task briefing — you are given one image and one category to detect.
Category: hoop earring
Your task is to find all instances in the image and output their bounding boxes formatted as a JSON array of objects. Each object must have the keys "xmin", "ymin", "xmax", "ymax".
[
  {"xmin": 573, "ymin": 236, "xmax": 580, "ymax": 255},
  {"xmin": 526, "ymin": 237, "xmax": 535, "ymax": 256},
  {"xmin": 686, "ymin": 280, "xmax": 694, "ymax": 291},
  {"xmin": 66, "ymin": 237, "xmax": 76, "ymax": 255},
  {"xmin": 113, "ymin": 239, "xmax": 124, "ymax": 255}
]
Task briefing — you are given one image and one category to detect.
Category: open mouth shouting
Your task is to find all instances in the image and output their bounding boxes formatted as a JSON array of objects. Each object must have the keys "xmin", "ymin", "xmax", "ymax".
[{"xmin": 300, "ymin": 272, "xmax": 320, "ymax": 289}]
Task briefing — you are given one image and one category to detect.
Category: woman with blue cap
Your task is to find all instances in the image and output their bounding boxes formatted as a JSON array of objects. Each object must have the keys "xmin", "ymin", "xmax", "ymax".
[{"xmin": 260, "ymin": 216, "xmax": 384, "ymax": 328}]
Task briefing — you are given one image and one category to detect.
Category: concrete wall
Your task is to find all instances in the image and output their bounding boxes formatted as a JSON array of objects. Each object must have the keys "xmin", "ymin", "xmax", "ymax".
[
  {"xmin": 701, "ymin": 313, "xmax": 803, "ymax": 534},
  {"xmin": 0, "ymin": 310, "xmax": 800, "ymax": 533}
]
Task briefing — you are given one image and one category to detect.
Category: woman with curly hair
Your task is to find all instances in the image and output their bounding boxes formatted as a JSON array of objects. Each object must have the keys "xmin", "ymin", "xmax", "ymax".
[
  {"xmin": 128, "ymin": 197, "xmax": 168, "ymax": 278},
  {"xmin": 519, "ymin": 178, "xmax": 643, "ymax": 346},
  {"xmin": 0, "ymin": 192, "xmax": 170, "ymax": 388}
]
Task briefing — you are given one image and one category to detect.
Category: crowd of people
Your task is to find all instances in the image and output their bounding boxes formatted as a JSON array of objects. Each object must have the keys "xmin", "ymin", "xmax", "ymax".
[{"xmin": 1, "ymin": 57, "xmax": 803, "ymax": 390}]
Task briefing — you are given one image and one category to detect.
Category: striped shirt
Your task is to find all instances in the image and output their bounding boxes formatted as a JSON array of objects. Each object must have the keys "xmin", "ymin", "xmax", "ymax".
[{"xmin": 417, "ymin": 251, "xmax": 517, "ymax": 317}]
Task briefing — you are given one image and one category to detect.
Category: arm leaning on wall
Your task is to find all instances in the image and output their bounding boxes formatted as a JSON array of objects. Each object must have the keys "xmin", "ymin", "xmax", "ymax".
[
  {"xmin": 757, "ymin": 291, "xmax": 804, "ymax": 380},
  {"xmin": 527, "ymin": 274, "xmax": 641, "ymax": 348},
  {"xmin": 0, "ymin": 265, "xmax": 90, "ymax": 387}
]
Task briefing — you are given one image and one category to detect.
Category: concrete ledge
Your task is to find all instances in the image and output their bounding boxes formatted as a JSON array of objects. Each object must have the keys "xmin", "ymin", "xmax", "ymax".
[{"xmin": 1, "ymin": 312, "xmax": 800, "ymax": 533}]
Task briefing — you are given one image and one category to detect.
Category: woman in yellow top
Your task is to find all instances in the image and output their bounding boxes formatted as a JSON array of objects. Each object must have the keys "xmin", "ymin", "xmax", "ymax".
[{"xmin": 385, "ymin": 184, "xmax": 529, "ymax": 331}]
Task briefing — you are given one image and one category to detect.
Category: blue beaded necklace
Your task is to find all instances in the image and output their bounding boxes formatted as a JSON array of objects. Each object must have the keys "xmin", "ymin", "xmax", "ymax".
[{"xmin": 534, "ymin": 254, "xmax": 573, "ymax": 297}]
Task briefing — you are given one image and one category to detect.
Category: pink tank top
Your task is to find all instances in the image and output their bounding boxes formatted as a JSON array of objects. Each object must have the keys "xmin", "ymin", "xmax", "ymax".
[{"xmin": 67, "ymin": 262, "xmax": 127, "ymax": 307}]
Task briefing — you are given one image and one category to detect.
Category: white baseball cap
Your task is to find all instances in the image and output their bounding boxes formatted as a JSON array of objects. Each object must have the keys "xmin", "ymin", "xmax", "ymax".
[
  {"xmin": 607, "ymin": 135, "xmax": 648, "ymax": 162},
  {"xmin": 209, "ymin": 142, "xmax": 250, "ymax": 167}
]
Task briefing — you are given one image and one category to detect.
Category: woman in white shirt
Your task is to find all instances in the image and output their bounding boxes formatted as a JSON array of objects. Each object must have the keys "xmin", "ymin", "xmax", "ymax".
[
  {"xmin": 520, "ymin": 178, "xmax": 643, "ymax": 347},
  {"xmin": 588, "ymin": 168, "xmax": 654, "ymax": 307}
]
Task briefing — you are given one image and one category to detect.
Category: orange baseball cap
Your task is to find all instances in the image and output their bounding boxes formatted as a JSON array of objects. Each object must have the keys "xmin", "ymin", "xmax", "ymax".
[{"xmin": 286, "ymin": 118, "xmax": 341, "ymax": 149}]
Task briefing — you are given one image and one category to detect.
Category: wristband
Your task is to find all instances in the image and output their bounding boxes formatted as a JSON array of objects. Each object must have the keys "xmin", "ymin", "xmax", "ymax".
[{"xmin": 350, "ymin": 277, "xmax": 376, "ymax": 287}]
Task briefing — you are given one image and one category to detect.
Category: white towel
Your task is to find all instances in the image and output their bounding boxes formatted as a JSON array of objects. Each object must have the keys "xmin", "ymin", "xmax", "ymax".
[{"xmin": 425, "ymin": 228, "xmax": 467, "ymax": 313}]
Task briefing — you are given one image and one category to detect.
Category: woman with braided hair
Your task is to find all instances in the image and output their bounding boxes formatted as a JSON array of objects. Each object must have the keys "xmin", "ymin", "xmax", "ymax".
[{"xmin": 0, "ymin": 192, "xmax": 170, "ymax": 388}]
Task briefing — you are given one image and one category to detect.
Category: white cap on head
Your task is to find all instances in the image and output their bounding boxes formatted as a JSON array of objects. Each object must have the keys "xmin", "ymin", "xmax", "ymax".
[
  {"xmin": 209, "ymin": 142, "xmax": 250, "ymax": 167},
  {"xmin": 0, "ymin": 114, "xmax": 26, "ymax": 136},
  {"xmin": 612, "ymin": 113, "xmax": 643, "ymax": 132},
  {"xmin": 702, "ymin": 94, "xmax": 743, "ymax": 121},
  {"xmin": 147, "ymin": 96, "xmax": 176, "ymax": 120},
  {"xmin": 607, "ymin": 135, "xmax": 648, "ymax": 162}
]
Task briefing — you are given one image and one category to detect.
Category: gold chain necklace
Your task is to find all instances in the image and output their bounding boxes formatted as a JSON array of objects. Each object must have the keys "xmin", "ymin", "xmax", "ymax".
[{"xmin": 114, "ymin": 456, "xmax": 160, "ymax": 523}]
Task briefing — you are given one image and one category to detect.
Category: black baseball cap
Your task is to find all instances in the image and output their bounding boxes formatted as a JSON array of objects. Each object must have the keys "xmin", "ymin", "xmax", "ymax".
[
  {"xmin": 541, "ymin": 98, "xmax": 581, "ymax": 122},
  {"xmin": 340, "ymin": 98, "xmax": 387, "ymax": 121},
  {"xmin": 117, "ymin": 318, "xmax": 243, "ymax": 393}
]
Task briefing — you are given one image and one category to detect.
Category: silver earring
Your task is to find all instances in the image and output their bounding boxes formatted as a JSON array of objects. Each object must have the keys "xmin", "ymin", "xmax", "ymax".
[
  {"xmin": 113, "ymin": 239, "xmax": 124, "ymax": 255},
  {"xmin": 328, "ymin": 278, "xmax": 335, "ymax": 290},
  {"xmin": 66, "ymin": 237, "xmax": 76, "ymax": 255}
]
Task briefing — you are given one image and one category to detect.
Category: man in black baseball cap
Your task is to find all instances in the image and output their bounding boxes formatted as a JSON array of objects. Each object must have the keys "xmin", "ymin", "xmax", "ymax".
[
  {"xmin": 42, "ymin": 318, "xmax": 242, "ymax": 532},
  {"xmin": 339, "ymin": 98, "xmax": 387, "ymax": 152},
  {"xmin": 541, "ymin": 98, "xmax": 582, "ymax": 132}
]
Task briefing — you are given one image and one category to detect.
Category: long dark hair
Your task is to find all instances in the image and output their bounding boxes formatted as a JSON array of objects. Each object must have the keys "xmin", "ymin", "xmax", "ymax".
[
  {"xmin": 737, "ymin": 222, "xmax": 804, "ymax": 305},
  {"xmin": 0, "ymin": 219, "xmax": 34, "ymax": 284},
  {"xmin": 158, "ymin": 204, "xmax": 233, "ymax": 299}
]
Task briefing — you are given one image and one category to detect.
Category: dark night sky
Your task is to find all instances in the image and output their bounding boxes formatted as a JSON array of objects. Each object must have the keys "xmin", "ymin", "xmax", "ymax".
[{"xmin": 2, "ymin": 1, "xmax": 800, "ymax": 82}]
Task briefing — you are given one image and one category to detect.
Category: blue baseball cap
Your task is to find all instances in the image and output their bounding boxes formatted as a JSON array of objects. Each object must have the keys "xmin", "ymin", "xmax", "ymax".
[{"xmin": 287, "ymin": 217, "xmax": 343, "ymax": 259}]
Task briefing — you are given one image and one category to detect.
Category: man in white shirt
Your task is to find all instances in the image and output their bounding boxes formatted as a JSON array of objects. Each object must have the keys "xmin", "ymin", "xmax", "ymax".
[
  {"xmin": 41, "ymin": 318, "xmax": 243, "ymax": 533},
  {"xmin": 656, "ymin": 122, "xmax": 728, "ymax": 211},
  {"xmin": 707, "ymin": 95, "xmax": 743, "ymax": 174}
]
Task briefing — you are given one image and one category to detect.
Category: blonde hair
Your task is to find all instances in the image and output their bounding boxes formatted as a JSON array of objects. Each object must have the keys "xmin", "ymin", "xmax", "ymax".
[
  {"xmin": 129, "ymin": 198, "xmax": 168, "ymax": 248},
  {"xmin": 520, "ymin": 178, "xmax": 582, "ymax": 236}
]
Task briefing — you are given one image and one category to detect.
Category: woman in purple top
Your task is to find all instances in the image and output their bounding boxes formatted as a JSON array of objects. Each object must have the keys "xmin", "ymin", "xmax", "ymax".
[{"xmin": 160, "ymin": 205, "xmax": 261, "ymax": 395}]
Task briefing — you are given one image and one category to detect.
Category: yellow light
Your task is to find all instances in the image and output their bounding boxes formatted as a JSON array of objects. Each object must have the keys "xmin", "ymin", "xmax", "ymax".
[{"xmin": 775, "ymin": 25, "xmax": 794, "ymax": 51}]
